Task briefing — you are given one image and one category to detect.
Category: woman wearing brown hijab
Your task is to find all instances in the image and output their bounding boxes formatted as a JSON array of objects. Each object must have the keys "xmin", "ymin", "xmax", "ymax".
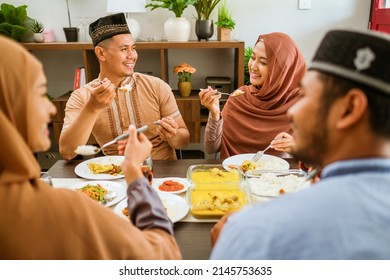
[
  {"xmin": 0, "ymin": 35, "xmax": 181, "ymax": 260},
  {"xmin": 200, "ymin": 32, "xmax": 306, "ymax": 159}
]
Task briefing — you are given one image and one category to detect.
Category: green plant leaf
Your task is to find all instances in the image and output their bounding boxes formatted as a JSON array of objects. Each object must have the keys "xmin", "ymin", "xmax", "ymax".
[
  {"xmin": 244, "ymin": 46, "xmax": 253, "ymax": 85},
  {"xmin": 0, "ymin": 3, "xmax": 29, "ymax": 41},
  {"xmin": 146, "ymin": 0, "xmax": 197, "ymax": 18}
]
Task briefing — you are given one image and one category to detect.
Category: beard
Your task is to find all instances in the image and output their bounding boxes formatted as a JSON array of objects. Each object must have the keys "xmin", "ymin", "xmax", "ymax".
[{"xmin": 290, "ymin": 110, "xmax": 329, "ymax": 168}]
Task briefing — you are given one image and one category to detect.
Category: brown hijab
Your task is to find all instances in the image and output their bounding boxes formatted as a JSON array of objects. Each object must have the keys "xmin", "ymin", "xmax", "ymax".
[
  {"xmin": 220, "ymin": 32, "xmax": 306, "ymax": 159},
  {"xmin": 0, "ymin": 36, "xmax": 180, "ymax": 259}
]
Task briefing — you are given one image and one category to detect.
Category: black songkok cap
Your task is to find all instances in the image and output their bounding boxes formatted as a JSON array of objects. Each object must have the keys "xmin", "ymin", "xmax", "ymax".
[
  {"xmin": 89, "ymin": 13, "xmax": 131, "ymax": 46},
  {"xmin": 309, "ymin": 29, "xmax": 390, "ymax": 95}
]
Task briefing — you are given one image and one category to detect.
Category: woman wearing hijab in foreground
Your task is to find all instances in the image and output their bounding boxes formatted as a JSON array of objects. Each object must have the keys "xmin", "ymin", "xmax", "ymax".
[
  {"xmin": 0, "ymin": 35, "xmax": 181, "ymax": 259},
  {"xmin": 200, "ymin": 32, "xmax": 306, "ymax": 159}
]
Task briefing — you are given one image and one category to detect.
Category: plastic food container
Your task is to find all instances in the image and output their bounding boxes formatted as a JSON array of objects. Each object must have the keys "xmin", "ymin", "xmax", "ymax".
[
  {"xmin": 245, "ymin": 169, "xmax": 310, "ymax": 204},
  {"xmin": 186, "ymin": 165, "xmax": 248, "ymax": 219}
]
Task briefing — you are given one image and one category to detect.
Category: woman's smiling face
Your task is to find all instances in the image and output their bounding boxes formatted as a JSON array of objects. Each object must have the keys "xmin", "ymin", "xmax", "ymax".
[{"xmin": 248, "ymin": 40, "xmax": 269, "ymax": 87}]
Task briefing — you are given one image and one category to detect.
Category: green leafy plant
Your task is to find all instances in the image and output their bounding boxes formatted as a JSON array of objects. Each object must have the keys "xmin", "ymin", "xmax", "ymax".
[
  {"xmin": 244, "ymin": 46, "xmax": 253, "ymax": 85},
  {"xmin": 65, "ymin": 0, "xmax": 72, "ymax": 27},
  {"xmin": 193, "ymin": 0, "xmax": 221, "ymax": 20},
  {"xmin": 145, "ymin": 0, "xmax": 197, "ymax": 18},
  {"xmin": 215, "ymin": 0, "xmax": 235, "ymax": 29},
  {"xmin": 30, "ymin": 20, "xmax": 44, "ymax": 33},
  {"xmin": 0, "ymin": 3, "xmax": 31, "ymax": 41}
]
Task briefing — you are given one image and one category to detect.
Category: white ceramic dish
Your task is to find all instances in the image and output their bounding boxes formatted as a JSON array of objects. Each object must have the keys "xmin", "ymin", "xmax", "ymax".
[
  {"xmin": 68, "ymin": 180, "xmax": 126, "ymax": 207},
  {"xmin": 152, "ymin": 177, "xmax": 190, "ymax": 194},
  {"xmin": 114, "ymin": 192, "xmax": 189, "ymax": 223},
  {"xmin": 74, "ymin": 156, "xmax": 125, "ymax": 180},
  {"xmin": 222, "ymin": 153, "xmax": 290, "ymax": 172}
]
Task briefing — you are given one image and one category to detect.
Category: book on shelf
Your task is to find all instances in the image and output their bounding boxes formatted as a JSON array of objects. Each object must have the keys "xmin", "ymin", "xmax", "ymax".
[{"xmin": 73, "ymin": 67, "xmax": 86, "ymax": 90}]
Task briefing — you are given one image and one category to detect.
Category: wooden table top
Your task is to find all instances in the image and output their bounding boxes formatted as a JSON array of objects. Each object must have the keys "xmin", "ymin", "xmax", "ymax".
[{"xmin": 48, "ymin": 158, "xmax": 298, "ymax": 260}]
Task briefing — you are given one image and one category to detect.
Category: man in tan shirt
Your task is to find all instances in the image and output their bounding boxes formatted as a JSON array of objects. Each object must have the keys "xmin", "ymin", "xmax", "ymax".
[{"xmin": 60, "ymin": 13, "xmax": 189, "ymax": 160}]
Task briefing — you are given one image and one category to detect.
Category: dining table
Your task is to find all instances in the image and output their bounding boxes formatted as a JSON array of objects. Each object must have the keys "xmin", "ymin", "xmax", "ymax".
[{"xmin": 47, "ymin": 157, "xmax": 298, "ymax": 260}]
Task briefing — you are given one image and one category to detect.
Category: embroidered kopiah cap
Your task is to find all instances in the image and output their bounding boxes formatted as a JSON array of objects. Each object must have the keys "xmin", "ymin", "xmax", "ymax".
[
  {"xmin": 89, "ymin": 13, "xmax": 131, "ymax": 46},
  {"xmin": 309, "ymin": 29, "xmax": 390, "ymax": 95}
]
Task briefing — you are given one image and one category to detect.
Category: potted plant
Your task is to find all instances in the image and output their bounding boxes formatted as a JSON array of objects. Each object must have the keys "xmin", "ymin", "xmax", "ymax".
[
  {"xmin": 244, "ymin": 46, "xmax": 253, "ymax": 85},
  {"xmin": 63, "ymin": 0, "xmax": 78, "ymax": 42},
  {"xmin": 0, "ymin": 3, "xmax": 31, "ymax": 42},
  {"xmin": 30, "ymin": 20, "xmax": 45, "ymax": 43},
  {"xmin": 215, "ymin": 0, "xmax": 235, "ymax": 41},
  {"xmin": 145, "ymin": 0, "xmax": 197, "ymax": 41},
  {"xmin": 173, "ymin": 63, "xmax": 196, "ymax": 97},
  {"xmin": 193, "ymin": 0, "xmax": 221, "ymax": 41}
]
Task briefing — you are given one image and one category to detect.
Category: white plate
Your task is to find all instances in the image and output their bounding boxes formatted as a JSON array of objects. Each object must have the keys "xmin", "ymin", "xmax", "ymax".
[
  {"xmin": 152, "ymin": 177, "xmax": 190, "ymax": 194},
  {"xmin": 68, "ymin": 180, "xmax": 126, "ymax": 207},
  {"xmin": 74, "ymin": 156, "xmax": 125, "ymax": 180},
  {"xmin": 114, "ymin": 192, "xmax": 189, "ymax": 223},
  {"xmin": 222, "ymin": 153, "xmax": 290, "ymax": 172}
]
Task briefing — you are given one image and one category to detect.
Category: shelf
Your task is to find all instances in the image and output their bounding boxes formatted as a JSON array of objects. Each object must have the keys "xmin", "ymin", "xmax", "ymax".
[
  {"xmin": 24, "ymin": 40, "xmax": 244, "ymax": 144},
  {"xmin": 22, "ymin": 40, "xmax": 245, "ymax": 87}
]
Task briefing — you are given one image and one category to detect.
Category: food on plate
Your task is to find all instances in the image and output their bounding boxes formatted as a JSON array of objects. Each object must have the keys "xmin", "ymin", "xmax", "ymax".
[
  {"xmin": 158, "ymin": 180, "xmax": 185, "ymax": 192},
  {"xmin": 238, "ymin": 156, "xmax": 288, "ymax": 172},
  {"xmin": 191, "ymin": 168, "xmax": 240, "ymax": 184},
  {"xmin": 248, "ymin": 173, "xmax": 306, "ymax": 197},
  {"xmin": 231, "ymin": 89, "xmax": 244, "ymax": 96},
  {"xmin": 240, "ymin": 160, "xmax": 257, "ymax": 173},
  {"xmin": 122, "ymin": 207, "xmax": 129, "ymax": 217},
  {"xmin": 87, "ymin": 162, "xmax": 122, "ymax": 176},
  {"xmin": 76, "ymin": 183, "xmax": 107, "ymax": 202},
  {"xmin": 190, "ymin": 190, "xmax": 246, "ymax": 217}
]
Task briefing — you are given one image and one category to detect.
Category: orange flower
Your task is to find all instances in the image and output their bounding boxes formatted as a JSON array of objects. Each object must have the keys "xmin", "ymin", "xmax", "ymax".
[{"xmin": 173, "ymin": 63, "xmax": 196, "ymax": 82}]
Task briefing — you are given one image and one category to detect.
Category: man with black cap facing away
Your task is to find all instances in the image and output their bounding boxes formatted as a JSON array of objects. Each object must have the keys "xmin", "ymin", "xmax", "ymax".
[
  {"xmin": 210, "ymin": 29, "xmax": 390, "ymax": 259},
  {"xmin": 59, "ymin": 13, "xmax": 190, "ymax": 160}
]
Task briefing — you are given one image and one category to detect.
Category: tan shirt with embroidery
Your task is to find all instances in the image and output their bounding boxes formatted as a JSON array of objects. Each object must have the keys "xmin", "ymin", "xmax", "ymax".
[{"xmin": 62, "ymin": 73, "xmax": 181, "ymax": 160}]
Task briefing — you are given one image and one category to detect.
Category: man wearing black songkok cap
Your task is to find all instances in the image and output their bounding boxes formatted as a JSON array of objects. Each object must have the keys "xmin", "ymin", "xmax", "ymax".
[
  {"xmin": 60, "ymin": 13, "xmax": 189, "ymax": 160},
  {"xmin": 211, "ymin": 29, "xmax": 390, "ymax": 260}
]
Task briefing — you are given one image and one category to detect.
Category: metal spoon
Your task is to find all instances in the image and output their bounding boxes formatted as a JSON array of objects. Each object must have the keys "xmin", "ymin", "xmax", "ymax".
[
  {"xmin": 75, "ymin": 125, "xmax": 148, "ymax": 156},
  {"xmin": 199, "ymin": 88, "xmax": 232, "ymax": 96}
]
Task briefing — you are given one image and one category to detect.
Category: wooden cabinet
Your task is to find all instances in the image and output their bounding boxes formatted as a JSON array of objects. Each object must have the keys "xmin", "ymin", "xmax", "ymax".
[{"xmin": 22, "ymin": 41, "xmax": 245, "ymax": 143}]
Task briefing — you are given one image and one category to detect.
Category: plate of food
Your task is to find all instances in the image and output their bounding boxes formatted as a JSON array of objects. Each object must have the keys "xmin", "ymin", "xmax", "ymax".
[
  {"xmin": 152, "ymin": 177, "xmax": 190, "ymax": 194},
  {"xmin": 222, "ymin": 153, "xmax": 290, "ymax": 173},
  {"xmin": 114, "ymin": 192, "xmax": 189, "ymax": 223},
  {"xmin": 74, "ymin": 156, "xmax": 125, "ymax": 180},
  {"xmin": 68, "ymin": 180, "xmax": 126, "ymax": 207}
]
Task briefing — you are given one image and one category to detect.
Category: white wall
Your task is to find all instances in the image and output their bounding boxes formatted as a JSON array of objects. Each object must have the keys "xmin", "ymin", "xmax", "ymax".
[{"xmin": 5, "ymin": 0, "xmax": 371, "ymax": 98}]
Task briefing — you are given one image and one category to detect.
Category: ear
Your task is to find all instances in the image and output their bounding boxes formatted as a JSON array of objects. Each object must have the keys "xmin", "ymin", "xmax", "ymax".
[
  {"xmin": 94, "ymin": 46, "xmax": 105, "ymax": 61},
  {"xmin": 336, "ymin": 88, "xmax": 368, "ymax": 130}
]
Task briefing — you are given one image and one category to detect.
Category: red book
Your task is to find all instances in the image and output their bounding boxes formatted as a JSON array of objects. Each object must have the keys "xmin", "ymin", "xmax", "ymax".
[{"xmin": 73, "ymin": 67, "xmax": 81, "ymax": 90}]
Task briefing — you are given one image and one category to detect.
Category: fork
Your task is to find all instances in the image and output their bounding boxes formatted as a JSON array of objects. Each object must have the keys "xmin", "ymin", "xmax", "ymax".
[
  {"xmin": 251, "ymin": 144, "xmax": 272, "ymax": 163},
  {"xmin": 75, "ymin": 125, "xmax": 148, "ymax": 156},
  {"xmin": 139, "ymin": 120, "xmax": 160, "ymax": 127},
  {"xmin": 199, "ymin": 88, "xmax": 232, "ymax": 96}
]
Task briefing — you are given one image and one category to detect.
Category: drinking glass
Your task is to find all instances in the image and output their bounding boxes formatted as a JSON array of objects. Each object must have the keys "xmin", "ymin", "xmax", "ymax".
[
  {"xmin": 40, "ymin": 172, "xmax": 53, "ymax": 187},
  {"xmin": 141, "ymin": 156, "xmax": 153, "ymax": 185}
]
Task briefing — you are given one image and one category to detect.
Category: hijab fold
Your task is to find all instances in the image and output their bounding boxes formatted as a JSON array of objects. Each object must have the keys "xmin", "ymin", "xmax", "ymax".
[{"xmin": 0, "ymin": 36, "xmax": 42, "ymax": 183}]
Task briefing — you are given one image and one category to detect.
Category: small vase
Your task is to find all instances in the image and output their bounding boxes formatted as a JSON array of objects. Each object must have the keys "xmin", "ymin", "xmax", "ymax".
[
  {"xmin": 33, "ymin": 33, "xmax": 44, "ymax": 43},
  {"xmin": 217, "ymin": 27, "xmax": 233, "ymax": 41},
  {"xmin": 195, "ymin": 20, "xmax": 214, "ymax": 41},
  {"xmin": 63, "ymin": 27, "xmax": 78, "ymax": 42},
  {"xmin": 164, "ymin": 17, "xmax": 191, "ymax": 42},
  {"xmin": 178, "ymin": 81, "xmax": 192, "ymax": 97}
]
